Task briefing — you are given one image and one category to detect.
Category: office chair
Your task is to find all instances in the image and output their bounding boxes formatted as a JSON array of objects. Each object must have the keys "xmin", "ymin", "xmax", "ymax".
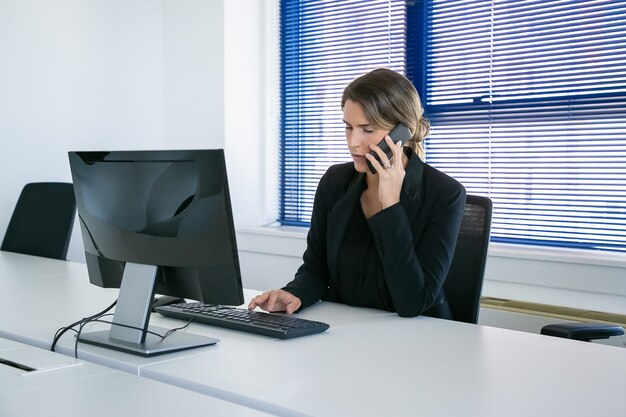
[
  {"xmin": 540, "ymin": 322, "xmax": 624, "ymax": 342},
  {"xmin": 1, "ymin": 182, "xmax": 76, "ymax": 260},
  {"xmin": 442, "ymin": 194, "xmax": 493, "ymax": 324}
]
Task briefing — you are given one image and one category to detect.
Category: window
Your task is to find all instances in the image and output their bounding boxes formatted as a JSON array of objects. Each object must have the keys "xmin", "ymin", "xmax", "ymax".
[
  {"xmin": 280, "ymin": 0, "xmax": 626, "ymax": 252},
  {"xmin": 417, "ymin": 0, "xmax": 626, "ymax": 251},
  {"xmin": 280, "ymin": 0, "xmax": 406, "ymax": 225}
]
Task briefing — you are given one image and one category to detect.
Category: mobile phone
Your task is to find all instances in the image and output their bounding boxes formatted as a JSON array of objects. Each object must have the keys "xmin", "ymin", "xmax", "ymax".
[{"xmin": 366, "ymin": 123, "xmax": 412, "ymax": 174}]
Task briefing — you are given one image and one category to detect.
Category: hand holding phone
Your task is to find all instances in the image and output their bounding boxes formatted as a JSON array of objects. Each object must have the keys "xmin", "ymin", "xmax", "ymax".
[{"xmin": 366, "ymin": 123, "xmax": 412, "ymax": 174}]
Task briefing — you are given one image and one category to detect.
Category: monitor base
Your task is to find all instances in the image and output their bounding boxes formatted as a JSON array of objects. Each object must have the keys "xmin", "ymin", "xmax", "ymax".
[{"xmin": 77, "ymin": 326, "xmax": 218, "ymax": 357}]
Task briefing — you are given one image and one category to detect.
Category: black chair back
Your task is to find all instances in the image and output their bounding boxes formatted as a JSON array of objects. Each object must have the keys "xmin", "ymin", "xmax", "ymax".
[
  {"xmin": 443, "ymin": 194, "xmax": 493, "ymax": 324},
  {"xmin": 2, "ymin": 182, "xmax": 76, "ymax": 260}
]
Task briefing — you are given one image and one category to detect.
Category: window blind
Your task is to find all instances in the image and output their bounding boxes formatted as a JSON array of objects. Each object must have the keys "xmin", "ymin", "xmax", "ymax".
[
  {"xmin": 280, "ymin": 0, "xmax": 406, "ymax": 225},
  {"xmin": 419, "ymin": 0, "xmax": 626, "ymax": 251}
]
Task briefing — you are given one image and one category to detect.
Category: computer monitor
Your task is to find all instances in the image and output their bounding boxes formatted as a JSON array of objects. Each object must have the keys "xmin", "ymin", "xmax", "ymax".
[{"xmin": 68, "ymin": 149, "xmax": 244, "ymax": 357}]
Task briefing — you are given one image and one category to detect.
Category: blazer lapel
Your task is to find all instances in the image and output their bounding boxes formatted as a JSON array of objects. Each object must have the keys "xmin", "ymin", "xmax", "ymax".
[{"xmin": 400, "ymin": 151, "xmax": 425, "ymax": 222}]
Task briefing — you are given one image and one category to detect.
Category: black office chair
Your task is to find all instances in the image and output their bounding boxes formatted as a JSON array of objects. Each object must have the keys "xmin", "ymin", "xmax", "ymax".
[
  {"xmin": 442, "ymin": 194, "xmax": 493, "ymax": 324},
  {"xmin": 540, "ymin": 322, "xmax": 624, "ymax": 342},
  {"xmin": 1, "ymin": 182, "xmax": 76, "ymax": 260}
]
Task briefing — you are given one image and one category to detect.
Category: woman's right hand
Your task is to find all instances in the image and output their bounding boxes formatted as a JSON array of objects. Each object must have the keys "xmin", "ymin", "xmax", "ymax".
[{"xmin": 247, "ymin": 289, "xmax": 302, "ymax": 314}]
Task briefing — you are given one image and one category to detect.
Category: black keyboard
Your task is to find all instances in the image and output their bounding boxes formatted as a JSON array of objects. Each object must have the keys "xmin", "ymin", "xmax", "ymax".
[{"xmin": 155, "ymin": 302, "xmax": 330, "ymax": 339}]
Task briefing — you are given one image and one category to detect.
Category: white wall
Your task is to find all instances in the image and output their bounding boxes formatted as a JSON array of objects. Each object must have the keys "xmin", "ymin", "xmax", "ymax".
[
  {"xmin": 0, "ymin": 0, "xmax": 165, "ymax": 260},
  {"xmin": 0, "ymin": 0, "xmax": 273, "ymax": 260},
  {"xmin": 223, "ymin": 0, "xmax": 281, "ymax": 229},
  {"xmin": 1, "ymin": 0, "xmax": 625, "ymax": 334},
  {"xmin": 161, "ymin": 0, "xmax": 224, "ymax": 149}
]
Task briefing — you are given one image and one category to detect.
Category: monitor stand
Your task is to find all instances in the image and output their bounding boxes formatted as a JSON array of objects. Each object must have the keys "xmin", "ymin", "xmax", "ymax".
[{"xmin": 77, "ymin": 262, "xmax": 218, "ymax": 357}]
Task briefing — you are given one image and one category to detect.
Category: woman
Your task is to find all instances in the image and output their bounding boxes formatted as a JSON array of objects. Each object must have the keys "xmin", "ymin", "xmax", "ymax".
[{"xmin": 248, "ymin": 68, "xmax": 466, "ymax": 318}]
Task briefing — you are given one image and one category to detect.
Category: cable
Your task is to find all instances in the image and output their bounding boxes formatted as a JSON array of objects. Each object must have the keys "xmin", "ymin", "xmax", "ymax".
[
  {"xmin": 52, "ymin": 299, "xmax": 194, "ymax": 357},
  {"xmin": 50, "ymin": 300, "xmax": 117, "ymax": 352},
  {"xmin": 162, "ymin": 319, "xmax": 194, "ymax": 338},
  {"xmin": 73, "ymin": 317, "xmax": 195, "ymax": 358}
]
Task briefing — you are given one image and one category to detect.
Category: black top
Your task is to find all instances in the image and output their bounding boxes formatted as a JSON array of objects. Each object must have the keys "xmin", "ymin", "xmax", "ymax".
[
  {"xmin": 335, "ymin": 198, "xmax": 393, "ymax": 311},
  {"xmin": 283, "ymin": 150, "xmax": 466, "ymax": 318}
]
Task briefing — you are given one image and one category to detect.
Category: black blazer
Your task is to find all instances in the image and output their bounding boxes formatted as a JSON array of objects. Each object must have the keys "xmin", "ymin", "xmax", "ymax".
[{"xmin": 284, "ymin": 150, "xmax": 466, "ymax": 318}]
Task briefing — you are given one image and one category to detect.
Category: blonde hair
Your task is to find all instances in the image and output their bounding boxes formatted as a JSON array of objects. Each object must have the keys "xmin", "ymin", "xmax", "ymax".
[{"xmin": 341, "ymin": 68, "xmax": 429, "ymax": 160}]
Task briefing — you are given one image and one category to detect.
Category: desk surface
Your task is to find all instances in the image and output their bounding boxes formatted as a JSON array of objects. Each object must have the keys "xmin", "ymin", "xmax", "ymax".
[
  {"xmin": 2, "ymin": 251, "xmax": 626, "ymax": 417},
  {"xmin": 0, "ymin": 338, "xmax": 275, "ymax": 417},
  {"xmin": 141, "ymin": 311, "xmax": 626, "ymax": 417},
  {"xmin": 0, "ymin": 251, "xmax": 382, "ymax": 375}
]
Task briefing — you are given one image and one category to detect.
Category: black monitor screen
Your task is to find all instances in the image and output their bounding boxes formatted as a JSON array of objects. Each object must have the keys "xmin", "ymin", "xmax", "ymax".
[{"xmin": 68, "ymin": 149, "xmax": 243, "ymax": 356}]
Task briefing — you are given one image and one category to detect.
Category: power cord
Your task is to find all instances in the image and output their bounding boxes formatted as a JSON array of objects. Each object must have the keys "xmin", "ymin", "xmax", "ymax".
[
  {"xmin": 74, "ymin": 317, "xmax": 193, "ymax": 358},
  {"xmin": 51, "ymin": 300, "xmax": 193, "ymax": 357},
  {"xmin": 50, "ymin": 300, "xmax": 117, "ymax": 352}
]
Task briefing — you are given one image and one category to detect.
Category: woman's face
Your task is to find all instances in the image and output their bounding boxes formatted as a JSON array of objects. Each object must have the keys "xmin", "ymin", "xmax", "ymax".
[{"xmin": 343, "ymin": 99, "xmax": 390, "ymax": 173}]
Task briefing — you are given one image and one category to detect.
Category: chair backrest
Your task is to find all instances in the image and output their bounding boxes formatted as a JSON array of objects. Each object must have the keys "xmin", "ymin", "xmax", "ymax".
[
  {"xmin": 442, "ymin": 194, "xmax": 493, "ymax": 324},
  {"xmin": 1, "ymin": 182, "xmax": 76, "ymax": 260}
]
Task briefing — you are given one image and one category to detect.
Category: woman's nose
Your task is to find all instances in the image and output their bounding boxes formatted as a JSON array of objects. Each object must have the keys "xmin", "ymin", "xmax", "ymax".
[{"xmin": 346, "ymin": 131, "xmax": 361, "ymax": 147}]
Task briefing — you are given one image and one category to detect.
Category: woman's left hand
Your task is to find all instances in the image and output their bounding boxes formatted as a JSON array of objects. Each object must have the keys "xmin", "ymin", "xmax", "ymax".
[{"xmin": 365, "ymin": 136, "xmax": 405, "ymax": 209}]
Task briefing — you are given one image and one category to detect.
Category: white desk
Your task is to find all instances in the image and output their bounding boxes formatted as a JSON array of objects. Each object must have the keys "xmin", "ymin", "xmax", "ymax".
[
  {"xmin": 0, "ymin": 336, "xmax": 112, "ymax": 394},
  {"xmin": 0, "ymin": 252, "xmax": 270, "ymax": 374},
  {"xmin": 140, "ymin": 307, "xmax": 626, "ymax": 417},
  {"xmin": 2, "ymin": 252, "xmax": 626, "ymax": 417},
  {"xmin": 0, "ymin": 251, "xmax": 254, "ymax": 374},
  {"xmin": 0, "ymin": 251, "xmax": 382, "ymax": 375},
  {"xmin": 0, "ymin": 250, "xmax": 82, "ymax": 280},
  {"xmin": 0, "ymin": 337, "xmax": 276, "ymax": 416}
]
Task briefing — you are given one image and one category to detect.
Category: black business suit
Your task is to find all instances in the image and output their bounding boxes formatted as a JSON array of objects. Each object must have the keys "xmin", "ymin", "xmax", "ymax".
[{"xmin": 283, "ymin": 149, "xmax": 466, "ymax": 318}]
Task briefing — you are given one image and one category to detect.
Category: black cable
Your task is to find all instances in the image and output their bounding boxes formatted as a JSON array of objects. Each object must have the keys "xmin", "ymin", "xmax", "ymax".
[
  {"xmin": 162, "ymin": 319, "xmax": 194, "ymax": 338},
  {"xmin": 73, "ymin": 317, "xmax": 195, "ymax": 358},
  {"xmin": 50, "ymin": 300, "xmax": 117, "ymax": 352}
]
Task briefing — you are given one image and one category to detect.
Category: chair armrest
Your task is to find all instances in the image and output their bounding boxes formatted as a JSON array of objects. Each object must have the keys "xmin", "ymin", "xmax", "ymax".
[{"xmin": 541, "ymin": 322, "xmax": 624, "ymax": 342}]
